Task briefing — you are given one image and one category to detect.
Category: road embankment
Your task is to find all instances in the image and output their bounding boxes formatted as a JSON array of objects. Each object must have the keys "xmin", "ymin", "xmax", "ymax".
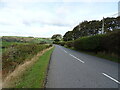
[{"xmin": 3, "ymin": 46, "xmax": 54, "ymax": 88}]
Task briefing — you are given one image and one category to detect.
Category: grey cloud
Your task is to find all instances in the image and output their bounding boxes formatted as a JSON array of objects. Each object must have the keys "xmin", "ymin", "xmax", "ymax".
[
  {"xmin": 0, "ymin": 22, "xmax": 12, "ymax": 25},
  {"xmin": 23, "ymin": 20, "xmax": 71, "ymax": 27},
  {"xmin": 22, "ymin": 21, "xmax": 31, "ymax": 26}
]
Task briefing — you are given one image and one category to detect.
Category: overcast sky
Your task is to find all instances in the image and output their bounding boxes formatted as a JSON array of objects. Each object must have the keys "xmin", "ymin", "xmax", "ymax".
[{"xmin": 0, "ymin": 0, "xmax": 119, "ymax": 37}]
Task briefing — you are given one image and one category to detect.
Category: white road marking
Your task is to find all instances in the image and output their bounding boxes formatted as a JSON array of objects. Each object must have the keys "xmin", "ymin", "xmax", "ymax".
[
  {"xmin": 102, "ymin": 73, "xmax": 120, "ymax": 84},
  {"xmin": 58, "ymin": 46, "xmax": 67, "ymax": 53},
  {"xmin": 64, "ymin": 50, "xmax": 68, "ymax": 53},
  {"xmin": 69, "ymin": 54, "xmax": 84, "ymax": 63},
  {"xmin": 59, "ymin": 46, "xmax": 84, "ymax": 63}
]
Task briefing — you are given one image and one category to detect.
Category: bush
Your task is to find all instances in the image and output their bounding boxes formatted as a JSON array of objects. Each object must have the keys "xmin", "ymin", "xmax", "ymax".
[
  {"xmin": 74, "ymin": 35, "xmax": 103, "ymax": 52},
  {"xmin": 59, "ymin": 41, "xmax": 65, "ymax": 46},
  {"xmin": 53, "ymin": 41, "xmax": 59, "ymax": 44},
  {"xmin": 2, "ymin": 43, "xmax": 52, "ymax": 77},
  {"xmin": 74, "ymin": 30, "xmax": 120, "ymax": 55},
  {"xmin": 39, "ymin": 41, "xmax": 47, "ymax": 44},
  {"xmin": 65, "ymin": 41, "xmax": 74, "ymax": 48},
  {"xmin": 101, "ymin": 30, "xmax": 120, "ymax": 55}
]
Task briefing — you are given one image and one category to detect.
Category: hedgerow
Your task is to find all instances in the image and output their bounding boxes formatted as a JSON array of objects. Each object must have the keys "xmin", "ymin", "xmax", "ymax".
[
  {"xmin": 65, "ymin": 41, "xmax": 74, "ymax": 48},
  {"xmin": 2, "ymin": 43, "xmax": 52, "ymax": 77},
  {"xmin": 74, "ymin": 30, "xmax": 120, "ymax": 56},
  {"xmin": 74, "ymin": 35, "xmax": 103, "ymax": 52}
]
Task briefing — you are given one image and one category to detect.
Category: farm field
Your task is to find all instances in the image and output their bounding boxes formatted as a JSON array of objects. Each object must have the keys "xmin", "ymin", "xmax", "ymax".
[{"xmin": 1, "ymin": 36, "xmax": 53, "ymax": 81}]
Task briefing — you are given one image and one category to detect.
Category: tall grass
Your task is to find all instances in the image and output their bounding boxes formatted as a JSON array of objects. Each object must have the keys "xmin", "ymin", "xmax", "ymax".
[
  {"xmin": 2, "ymin": 43, "xmax": 52, "ymax": 78},
  {"xmin": 15, "ymin": 47, "xmax": 54, "ymax": 88}
]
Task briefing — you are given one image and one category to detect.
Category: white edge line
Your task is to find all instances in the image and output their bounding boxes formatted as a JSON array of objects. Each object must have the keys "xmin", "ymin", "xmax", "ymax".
[
  {"xmin": 69, "ymin": 54, "xmax": 84, "ymax": 63},
  {"xmin": 102, "ymin": 73, "xmax": 120, "ymax": 84}
]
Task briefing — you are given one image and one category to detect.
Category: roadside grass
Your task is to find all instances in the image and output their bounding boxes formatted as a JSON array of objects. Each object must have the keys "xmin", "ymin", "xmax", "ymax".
[
  {"xmin": 64, "ymin": 46, "xmax": 119, "ymax": 63},
  {"xmin": 2, "ymin": 42, "xmax": 51, "ymax": 79},
  {"xmin": 80, "ymin": 51, "xmax": 120, "ymax": 63},
  {"xmin": 0, "ymin": 40, "xmax": 1, "ymax": 53},
  {"xmin": 15, "ymin": 47, "xmax": 54, "ymax": 88}
]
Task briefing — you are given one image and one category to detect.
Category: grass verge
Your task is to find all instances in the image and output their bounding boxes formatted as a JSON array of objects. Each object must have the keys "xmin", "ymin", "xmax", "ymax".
[
  {"xmin": 64, "ymin": 46, "xmax": 119, "ymax": 63},
  {"xmin": 80, "ymin": 51, "xmax": 119, "ymax": 63},
  {"xmin": 15, "ymin": 47, "xmax": 54, "ymax": 88}
]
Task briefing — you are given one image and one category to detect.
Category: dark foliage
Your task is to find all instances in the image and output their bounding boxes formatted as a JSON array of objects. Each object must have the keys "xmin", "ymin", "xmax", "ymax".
[
  {"xmin": 74, "ymin": 30, "xmax": 120, "ymax": 56},
  {"xmin": 63, "ymin": 16, "xmax": 120, "ymax": 41}
]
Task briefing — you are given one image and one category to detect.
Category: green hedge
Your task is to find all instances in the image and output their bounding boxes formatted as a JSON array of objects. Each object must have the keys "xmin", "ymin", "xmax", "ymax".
[
  {"xmin": 74, "ymin": 30, "xmax": 120, "ymax": 55},
  {"xmin": 53, "ymin": 41, "xmax": 66, "ymax": 46},
  {"xmin": 74, "ymin": 35, "xmax": 103, "ymax": 52},
  {"xmin": 57, "ymin": 41, "xmax": 74, "ymax": 47},
  {"xmin": 101, "ymin": 30, "xmax": 120, "ymax": 55},
  {"xmin": 65, "ymin": 41, "xmax": 74, "ymax": 48},
  {"xmin": 59, "ymin": 41, "xmax": 66, "ymax": 46}
]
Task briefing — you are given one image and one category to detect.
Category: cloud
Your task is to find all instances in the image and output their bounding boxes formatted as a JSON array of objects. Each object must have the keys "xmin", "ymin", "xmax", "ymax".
[
  {"xmin": 1, "ymin": 0, "xmax": 119, "ymax": 3},
  {"xmin": 0, "ymin": 0, "xmax": 118, "ymax": 37}
]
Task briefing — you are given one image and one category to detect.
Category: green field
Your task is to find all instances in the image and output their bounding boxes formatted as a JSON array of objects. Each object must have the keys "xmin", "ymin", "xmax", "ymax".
[
  {"xmin": 2, "ymin": 36, "xmax": 53, "ymax": 78},
  {"xmin": 2, "ymin": 36, "xmax": 53, "ymax": 44}
]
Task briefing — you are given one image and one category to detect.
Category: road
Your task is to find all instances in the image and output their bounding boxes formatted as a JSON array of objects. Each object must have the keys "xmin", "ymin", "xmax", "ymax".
[{"xmin": 46, "ymin": 45, "xmax": 120, "ymax": 88}]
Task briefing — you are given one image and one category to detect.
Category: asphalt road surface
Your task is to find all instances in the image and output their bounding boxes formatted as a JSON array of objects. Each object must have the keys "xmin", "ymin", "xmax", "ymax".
[{"xmin": 46, "ymin": 45, "xmax": 120, "ymax": 88}]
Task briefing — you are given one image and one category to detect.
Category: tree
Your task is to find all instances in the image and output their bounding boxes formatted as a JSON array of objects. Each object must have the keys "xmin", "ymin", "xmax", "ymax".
[
  {"xmin": 103, "ymin": 17, "xmax": 117, "ymax": 33},
  {"xmin": 63, "ymin": 17, "xmax": 119, "ymax": 41},
  {"xmin": 63, "ymin": 31, "xmax": 73, "ymax": 41},
  {"xmin": 51, "ymin": 34, "xmax": 62, "ymax": 41}
]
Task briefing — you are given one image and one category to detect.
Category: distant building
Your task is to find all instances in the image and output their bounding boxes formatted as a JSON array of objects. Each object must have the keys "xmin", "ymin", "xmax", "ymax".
[{"xmin": 118, "ymin": 1, "xmax": 120, "ymax": 16}]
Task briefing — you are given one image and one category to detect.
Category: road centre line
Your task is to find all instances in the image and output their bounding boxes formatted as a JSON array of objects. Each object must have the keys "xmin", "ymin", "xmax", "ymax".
[
  {"xmin": 64, "ymin": 50, "xmax": 68, "ymax": 53},
  {"xmin": 59, "ymin": 46, "xmax": 119, "ymax": 85},
  {"xmin": 102, "ymin": 73, "xmax": 120, "ymax": 84},
  {"xmin": 59, "ymin": 46, "xmax": 67, "ymax": 53},
  {"xmin": 59, "ymin": 46, "xmax": 84, "ymax": 63},
  {"xmin": 69, "ymin": 54, "xmax": 85, "ymax": 63}
]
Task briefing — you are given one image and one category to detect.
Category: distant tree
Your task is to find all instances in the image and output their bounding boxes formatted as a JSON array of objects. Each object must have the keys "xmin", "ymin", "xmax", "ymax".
[
  {"xmin": 51, "ymin": 34, "xmax": 62, "ymax": 41},
  {"xmin": 28, "ymin": 36, "xmax": 34, "ymax": 38},
  {"xmin": 54, "ymin": 39, "xmax": 60, "ymax": 42}
]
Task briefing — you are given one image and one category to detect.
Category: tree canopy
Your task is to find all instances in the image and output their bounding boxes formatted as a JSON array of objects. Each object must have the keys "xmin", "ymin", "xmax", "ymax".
[
  {"xmin": 63, "ymin": 16, "xmax": 120, "ymax": 41},
  {"xmin": 51, "ymin": 34, "xmax": 62, "ymax": 41}
]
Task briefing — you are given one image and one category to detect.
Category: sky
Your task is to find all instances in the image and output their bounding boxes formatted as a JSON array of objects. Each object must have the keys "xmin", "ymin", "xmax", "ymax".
[{"xmin": 0, "ymin": 0, "xmax": 119, "ymax": 38}]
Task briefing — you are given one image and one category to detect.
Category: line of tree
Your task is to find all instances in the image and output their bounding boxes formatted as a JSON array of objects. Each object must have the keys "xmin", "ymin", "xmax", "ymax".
[
  {"xmin": 63, "ymin": 16, "xmax": 120, "ymax": 41},
  {"xmin": 51, "ymin": 34, "xmax": 62, "ymax": 43}
]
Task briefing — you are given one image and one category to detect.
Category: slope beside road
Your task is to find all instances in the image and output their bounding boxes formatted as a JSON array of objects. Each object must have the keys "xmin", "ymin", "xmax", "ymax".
[{"xmin": 46, "ymin": 45, "xmax": 120, "ymax": 88}]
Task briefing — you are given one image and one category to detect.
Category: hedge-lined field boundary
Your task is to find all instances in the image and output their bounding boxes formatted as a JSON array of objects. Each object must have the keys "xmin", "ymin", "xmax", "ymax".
[
  {"xmin": 74, "ymin": 30, "xmax": 120, "ymax": 55},
  {"xmin": 2, "ymin": 43, "xmax": 52, "ymax": 78},
  {"xmin": 58, "ymin": 30, "xmax": 120, "ymax": 62}
]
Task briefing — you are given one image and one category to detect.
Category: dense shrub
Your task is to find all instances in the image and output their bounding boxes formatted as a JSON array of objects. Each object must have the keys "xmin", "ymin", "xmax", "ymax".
[
  {"xmin": 2, "ymin": 36, "xmax": 34, "ymax": 43},
  {"xmin": 53, "ymin": 41, "xmax": 59, "ymax": 44},
  {"xmin": 65, "ymin": 41, "xmax": 74, "ymax": 48},
  {"xmin": 74, "ymin": 35, "xmax": 103, "ymax": 52},
  {"xmin": 74, "ymin": 30, "xmax": 120, "ymax": 55},
  {"xmin": 39, "ymin": 41, "xmax": 47, "ymax": 44},
  {"xmin": 59, "ymin": 41, "xmax": 66, "ymax": 46},
  {"xmin": 2, "ymin": 43, "xmax": 52, "ymax": 76},
  {"xmin": 101, "ymin": 30, "xmax": 120, "ymax": 55}
]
